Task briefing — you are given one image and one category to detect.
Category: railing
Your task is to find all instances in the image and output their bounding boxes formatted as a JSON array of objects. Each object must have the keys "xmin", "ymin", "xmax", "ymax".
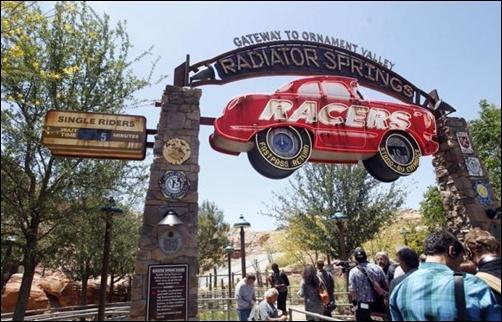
[
  {"xmin": 0, "ymin": 292, "xmax": 354, "ymax": 321},
  {"xmin": 0, "ymin": 303, "xmax": 131, "ymax": 321},
  {"xmin": 288, "ymin": 307, "xmax": 352, "ymax": 321}
]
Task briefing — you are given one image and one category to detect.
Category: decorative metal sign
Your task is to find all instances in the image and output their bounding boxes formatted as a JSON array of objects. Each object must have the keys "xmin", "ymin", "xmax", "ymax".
[
  {"xmin": 472, "ymin": 181, "xmax": 493, "ymax": 207},
  {"xmin": 210, "ymin": 76, "xmax": 437, "ymax": 182},
  {"xmin": 163, "ymin": 138, "xmax": 191, "ymax": 165},
  {"xmin": 465, "ymin": 156, "xmax": 483, "ymax": 177},
  {"xmin": 456, "ymin": 131, "xmax": 474, "ymax": 154},
  {"xmin": 146, "ymin": 264, "xmax": 188, "ymax": 321},
  {"xmin": 159, "ymin": 171, "xmax": 190, "ymax": 199},
  {"xmin": 159, "ymin": 230, "xmax": 183, "ymax": 255},
  {"xmin": 174, "ymin": 40, "xmax": 455, "ymax": 116},
  {"xmin": 42, "ymin": 110, "xmax": 146, "ymax": 160}
]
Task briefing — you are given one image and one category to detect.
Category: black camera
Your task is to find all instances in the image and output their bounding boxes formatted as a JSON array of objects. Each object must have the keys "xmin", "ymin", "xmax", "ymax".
[
  {"xmin": 335, "ymin": 260, "xmax": 356, "ymax": 273},
  {"xmin": 486, "ymin": 207, "xmax": 501, "ymax": 220}
]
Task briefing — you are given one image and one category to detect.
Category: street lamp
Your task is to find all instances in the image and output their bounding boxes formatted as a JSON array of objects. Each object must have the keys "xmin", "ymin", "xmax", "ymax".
[
  {"xmin": 224, "ymin": 245, "xmax": 235, "ymax": 322},
  {"xmin": 333, "ymin": 212, "xmax": 349, "ymax": 260},
  {"xmin": 224, "ymin": 245, "xmax": 234, "ymax": 298},
  {"xmin": 98, "ymin": 198, "xmax": 123, "ymax": 321},
  {"xmin": 399, "ymin": 227, "xmax": 409, "ymax": 246},
  {"xmin": 233, "ymin": 214, "xmax": 250, "ymax": 278},
  {"xmin": 333, "ymin": 211, "xmax": 349, "ymax": 291},
  {"xmin": 158, "ymin": 209, "xmax": 183, "ymax": 226}
]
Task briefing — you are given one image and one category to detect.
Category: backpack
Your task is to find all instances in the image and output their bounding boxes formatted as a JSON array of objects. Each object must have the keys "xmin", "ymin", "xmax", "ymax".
[{"xmin": 476, "ymin": 272, "xmax": 501, "ymax": 294}]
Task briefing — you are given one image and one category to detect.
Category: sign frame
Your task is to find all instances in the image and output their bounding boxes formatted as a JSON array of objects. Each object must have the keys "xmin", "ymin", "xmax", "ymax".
[
  {"xmin": 146, "ymin": 264, "xmax": 189, "ymax": 321},
  {"xmin": 42, "ymin": 110, "xmax": 147, "ymax": 161}
]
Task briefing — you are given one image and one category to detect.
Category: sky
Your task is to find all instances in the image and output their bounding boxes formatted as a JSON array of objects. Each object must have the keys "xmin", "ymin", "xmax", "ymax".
[{"xmin": 86, "ymin": 1, "xmax": 501, "ymax": 231}]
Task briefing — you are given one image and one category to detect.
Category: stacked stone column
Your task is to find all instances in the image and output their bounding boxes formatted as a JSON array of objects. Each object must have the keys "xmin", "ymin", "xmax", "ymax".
[
  {"xmin": 433, "ymin": 116, "xmax": 500, "ymax": 241},
  {"xmin": 129, "ymin": 85, "xmax": 201, "ymax": 320}
]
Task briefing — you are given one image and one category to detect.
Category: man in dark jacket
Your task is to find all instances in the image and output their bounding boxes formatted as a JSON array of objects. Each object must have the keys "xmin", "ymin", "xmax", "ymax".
[
  {"xmin": 389, "ymin": 247, "xmax": 419, "ymax": 294},
  {"xmin": 375, "ymin": 251, "xmax": 397, "ymax": 285},
  {"xmin": 317, "ymin": 260, "xmax": 336, "ymax": 317},
  {"xmin": 268, "ymin": 263, "xmax": 290, "ymax": 315}
]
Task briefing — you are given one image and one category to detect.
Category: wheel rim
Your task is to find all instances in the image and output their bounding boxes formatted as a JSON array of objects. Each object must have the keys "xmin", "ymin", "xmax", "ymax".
[
  {"xmin": 266, "ymin": 128, "xmax": 302, "ymax": 159},
  {"xmin": 385, "ymin": 134, "xmax": 415, "ymax": 166}
]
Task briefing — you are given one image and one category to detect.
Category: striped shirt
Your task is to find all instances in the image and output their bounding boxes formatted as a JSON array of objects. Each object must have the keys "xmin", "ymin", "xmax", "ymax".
[{"xmin": 390, "ymin": 262, "xmax": 501, "ymax": 321}]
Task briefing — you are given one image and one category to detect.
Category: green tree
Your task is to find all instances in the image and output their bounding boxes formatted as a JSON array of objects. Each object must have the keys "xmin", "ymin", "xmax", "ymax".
[
  {"xmin": 264, "ymin": 164, "xmax": 406, "ymax": 260},
  {"xmin": 420, "ymin": 185, "xmax": 447, "ymax": 231},
  {"xmin": 1, "ymin": 2, "xmax": 159, "ymax": 319},
  {"xmin": 469, "ymin": 100, "xmax": 501, "ymax": 200},
  {"xmin": 198, "ymin": 201, "xmax": 230, "ymax": 272},
  {"xmin": 42, "ymin": 197, "xmax": 140, "ymax": 305}
]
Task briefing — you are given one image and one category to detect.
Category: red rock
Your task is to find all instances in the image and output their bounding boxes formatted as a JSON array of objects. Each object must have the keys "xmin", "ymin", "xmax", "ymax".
[
  {"xmin": 58, "ymin": 281, "xmax": 80, "ymax": 307},
  {"xmin": 39, "ymin": 275, "xmax": 68, "ymax": 297},
  {"xmin": 1, "ymin": 273, "xmax": 49, "ymax": 313}
]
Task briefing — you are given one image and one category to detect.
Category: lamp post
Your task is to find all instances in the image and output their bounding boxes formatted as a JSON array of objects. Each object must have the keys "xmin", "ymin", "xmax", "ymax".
[
  {"xmin": 399, "ymin": 227, "xmax": 409, "ymax": 246},
  {"xmin": 233, "ymin": 214, "xmax": 250, "ymax": 278},
  {"xmin": 333, "ymin": 211, "xmax": 349, "ymax": 291},
  {"xmin": 333, "ymin": 212, "xmax": 349, "ymax": 260},
  {"xmin": 224, "ymin": 245, "xmax": 234, "ymax": 322},
  {"xmin": 98, "ymin": 198, "xmax": 123, "ymax": 322},
  {"xmin": 224, "ymin": 245, "xmax": 234, "ymax": 298}
]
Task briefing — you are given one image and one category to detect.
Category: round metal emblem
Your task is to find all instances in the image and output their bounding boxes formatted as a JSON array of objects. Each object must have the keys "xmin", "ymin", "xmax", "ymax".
[
  {"xmin": 465, "ymin": 157, "xmax": 483, "ymax": 177},
  {"xmin": 163, "ymin": 138, "xmax": 191, "ymax": 165},
  {"xmin": 159, "ymin": 230, "xmax": 183, "ymax": 255},
  {"xmin": 159, "ymin": 171, "xmax": 190, "ymax": 199}
]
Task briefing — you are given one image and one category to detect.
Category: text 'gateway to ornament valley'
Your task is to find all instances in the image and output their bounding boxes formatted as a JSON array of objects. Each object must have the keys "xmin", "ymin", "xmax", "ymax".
[{"xmin": 232, "ymin": 30, "xmax": 395, "ymax": 70}]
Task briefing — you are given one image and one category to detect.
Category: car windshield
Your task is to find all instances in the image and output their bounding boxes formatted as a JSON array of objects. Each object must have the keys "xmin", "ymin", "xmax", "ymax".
[{"xmin": 276, "ymin": 82, "xmax": 293, "ymax": 93}]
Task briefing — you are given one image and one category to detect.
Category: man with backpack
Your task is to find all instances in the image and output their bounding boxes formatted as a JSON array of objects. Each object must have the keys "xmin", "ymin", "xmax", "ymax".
[{"xmin": 348, "ymin": 247, "xmax": 389, "ymax": 321}]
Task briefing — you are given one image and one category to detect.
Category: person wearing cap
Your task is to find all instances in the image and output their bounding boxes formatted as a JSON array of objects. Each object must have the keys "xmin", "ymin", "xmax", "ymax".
[{"xmin": 348, "ymin": 247, "xmax": 388, "ymax": 321}]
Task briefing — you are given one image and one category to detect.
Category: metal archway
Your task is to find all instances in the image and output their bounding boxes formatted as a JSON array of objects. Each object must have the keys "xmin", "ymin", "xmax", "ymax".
[{"xmin": 173, "ymin": 40, "xmax": 455, "ymax": 117}]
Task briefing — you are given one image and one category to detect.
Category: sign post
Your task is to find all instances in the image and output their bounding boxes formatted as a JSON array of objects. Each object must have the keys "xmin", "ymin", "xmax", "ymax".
[{"xmin": 129, "ymin": 86, "xmax": 201, "ymax": 321}]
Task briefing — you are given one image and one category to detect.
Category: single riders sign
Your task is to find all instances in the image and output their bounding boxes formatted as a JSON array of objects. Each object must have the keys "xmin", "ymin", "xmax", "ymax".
[{"xmin": 42, "ymin": 110, "xmax": 147, "ymax": 160}]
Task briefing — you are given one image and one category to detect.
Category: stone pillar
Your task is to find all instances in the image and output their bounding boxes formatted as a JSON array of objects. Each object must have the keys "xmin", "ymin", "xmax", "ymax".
[
  {"xmin": 129, "ymin": 85, "xmax": 201, "ymax": 320},
  {"xmin": 433, "ymin": 117, "xmax": 500, "ymax": 241}
]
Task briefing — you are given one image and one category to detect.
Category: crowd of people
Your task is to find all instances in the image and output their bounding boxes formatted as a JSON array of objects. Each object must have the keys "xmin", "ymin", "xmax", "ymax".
[{"xmin": 234, "ymin": 227, "xmax": 501, "ymax": 321}]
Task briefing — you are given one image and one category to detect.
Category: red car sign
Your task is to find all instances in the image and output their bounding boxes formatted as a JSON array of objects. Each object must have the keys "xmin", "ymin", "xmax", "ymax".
[{"xmin": 210, "ymin": 76, "xmax": 439, "ymax": 181}]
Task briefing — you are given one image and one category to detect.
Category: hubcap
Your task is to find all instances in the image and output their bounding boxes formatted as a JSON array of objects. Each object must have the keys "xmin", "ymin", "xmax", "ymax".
[
  {"xmin": 386, "ymin": 135, "xmax": 413, "ymax": 165},
  {"xmin": 267, "ymin": 128, "xmax": 301, "ymax": 159}
]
